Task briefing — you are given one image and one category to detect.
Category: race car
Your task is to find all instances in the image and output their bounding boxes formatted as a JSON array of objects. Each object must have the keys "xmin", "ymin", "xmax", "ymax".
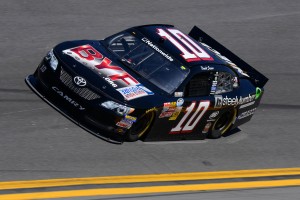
[{"xmin": 25, "ymin": 24, "xmax": 268, "ymax": 144}]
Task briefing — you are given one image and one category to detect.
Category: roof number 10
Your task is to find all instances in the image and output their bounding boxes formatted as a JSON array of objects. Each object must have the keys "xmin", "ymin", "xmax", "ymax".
[{"xmin": 157, "ymin": 28, "xmax": 213, "ymax": 62}]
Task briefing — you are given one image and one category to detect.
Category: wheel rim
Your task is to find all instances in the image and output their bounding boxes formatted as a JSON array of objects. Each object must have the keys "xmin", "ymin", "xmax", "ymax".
[
  {"xmin": 212, "ymin": 109, "xmax": 237, "ymax": 135},
  {"xmin": 130, "ymin": 112, "xmax": 155, "ymax": 138}
]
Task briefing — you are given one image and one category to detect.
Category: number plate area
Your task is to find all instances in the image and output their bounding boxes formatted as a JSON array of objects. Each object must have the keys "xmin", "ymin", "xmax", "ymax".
[{"xmin": 143, "ymin": 101, "xmax": 213, "ymax": 141}]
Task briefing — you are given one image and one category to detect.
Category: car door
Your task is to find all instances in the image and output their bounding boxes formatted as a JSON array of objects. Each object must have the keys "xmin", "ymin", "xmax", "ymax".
[
  {"xmin": 168, "ymin": 72, "xmax": 213, "ymax": 137},
  {"xmin": 143, "ymin": 71, "xmax": 214, "ymax": 141}
]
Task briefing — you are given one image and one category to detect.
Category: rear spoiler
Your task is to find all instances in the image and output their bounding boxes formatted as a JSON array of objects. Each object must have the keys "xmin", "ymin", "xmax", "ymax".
[{"xmin": 189, "ymin": 26, "xmax": 268, "ymax": 88}]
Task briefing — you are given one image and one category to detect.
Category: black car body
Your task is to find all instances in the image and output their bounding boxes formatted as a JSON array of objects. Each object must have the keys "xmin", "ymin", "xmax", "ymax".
[{"xmin": 25, "ymin": 25, "xmax": 268, "ymax": 144}]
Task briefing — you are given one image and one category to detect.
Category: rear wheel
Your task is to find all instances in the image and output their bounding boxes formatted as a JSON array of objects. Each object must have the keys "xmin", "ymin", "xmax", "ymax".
[
  {"xmin": 209, "ymin": 108, "xmax": 237, "ymax": 139},
  {"xmin": 125, "ymin": 111, "xmax": 155, "ymax": 142}
]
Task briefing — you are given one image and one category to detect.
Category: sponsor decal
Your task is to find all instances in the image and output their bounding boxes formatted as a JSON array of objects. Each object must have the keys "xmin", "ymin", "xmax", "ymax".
[
  {"xmin": 163, "ymin": 102, "xmax": 177, "ymax": 109},
  {"xmin": 256, "ymin": 87, "xmax": 262, "ymax": 99},
  {"xmin": 214, "ymin": 72, "xmax": 219, "ymax": 81},
  {"xmin": 125, "ymin": 115, "xmax": 137, "ymax": 122},
  {"xmin": 141, "ymin": 38, "xmax": 173, "ymax": 62},
  {"xmin": 237, "ymin": 108, "xmax": 256, "ymax": 120},
  {"xmin": 201, "ymin": 66, "xmax": 214, "ymax": 70},
  {"xmin": 176, "ymin": 98, "xmax": 184, "ymax": 107},
  {"xmin": 117, "ymin": 84, "xmax": 154, "ymax": 101},
  {"xmin": 202, "ymin": 122, "xmax": 212, "ymax": 134},
  {"xmin": 63, "ymin": 45, "xmax": 138, "ymax": 88},
  {"xmin": 137, "ymin": 85, "xmax": 153, "ymax": 94},
  {"xmin": 214, "ymin": 94, "xmax": 256, "ymax": 108},
  {"xmin": 174, "ymin": 92, "xmax": 183, "ymax": 97},
  {"xmin": 169, "ymin": 107, "xmax": 182, "ymax": 121},
  {"xmin": 116, "ymin": 115, "xmax": 137, "ymax": 129},
  {"xmin": 210, "ymin": 72, "xmax": 219, "ymax": 94},
  {"xmin": 239, "ymin": 101, "xmax": 255, "ymax": 109},
  {"xmin": 180, "ymin": 66, "xmax": 187, "ymax": 70},
  {"xmin": 210, "ymin": 80, "xmax": 218, "ymax": 95},
  {"xmin": 159, "ymin": 109, "xmax": 175, "ymax": 118},
  {"xmin": 52, "ymin": 86, "xmax": 85, "ymax": 110},
  {"xmin": 103, "ymin": 77, "xmax": 117, "ymax": 88},
  {"xmin": 214, "ymin": 95, "xmax": 223, "ymax": 108},
  {"xmin": 73, "ymin": 76, "xmax": 87, "ymax": 87},
  {"xmin": 209, "ymin": 111, "xmax": 219, "ymax": 119},
  {"xmin": 160, "ymin": 102, "xmax": 177, "ymax": 118},
  {"xmin": 210, "ymin": 86, "xmax": 216, "ymax": 94},
  {"xmin": 63, "ymin": 45, "xmax": 154, "ymax": 100},
  {"xmin": 116, "ymin": 118, "xmax": 134, "ymax": 129}
]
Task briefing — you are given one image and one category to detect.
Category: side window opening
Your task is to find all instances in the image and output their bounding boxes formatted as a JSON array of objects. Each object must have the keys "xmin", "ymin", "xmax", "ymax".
[
  {"xmin": 214, "ymin": 72, "xmax": 234, "ymax": 94},
  {"xmin": 185, "ymin": 73, "xmax": 211, "ymax": 97},
  {"xmin": 184, "ymin": 71, "xmax": 236, "ymax": 97}
]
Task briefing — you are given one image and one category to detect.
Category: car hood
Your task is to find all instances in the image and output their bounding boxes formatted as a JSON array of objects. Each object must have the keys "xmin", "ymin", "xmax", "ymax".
[{"xmin": 53, "ymin": 40, "xmax": 166, "ymax": 108}]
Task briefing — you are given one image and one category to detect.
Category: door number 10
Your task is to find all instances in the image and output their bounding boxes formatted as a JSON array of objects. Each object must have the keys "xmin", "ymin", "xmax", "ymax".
[{"xmin": 170, "ymin": 101, "xmax": 210, "ymax": 134}]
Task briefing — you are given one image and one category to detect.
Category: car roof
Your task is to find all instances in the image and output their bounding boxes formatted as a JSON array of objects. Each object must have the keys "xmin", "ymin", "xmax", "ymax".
[{"xmin": 132, "ymin": 24, "xmax": 228, "ymax": 68}]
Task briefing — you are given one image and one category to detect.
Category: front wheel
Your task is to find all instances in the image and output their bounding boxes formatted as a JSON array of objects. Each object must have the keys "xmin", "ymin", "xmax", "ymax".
[
  {"xmin": 209, "ymin": 108, "xmax": 237, "ymax": 139},
  {"xmin": 125, "ymin": 111, "xmax": 155, "ymax": 142}
]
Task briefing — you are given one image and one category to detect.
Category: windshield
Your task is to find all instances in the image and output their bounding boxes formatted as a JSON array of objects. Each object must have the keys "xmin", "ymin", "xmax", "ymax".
[{"xmin": 106, "ymin": 32, "xmax": 189, "ymax": 94}]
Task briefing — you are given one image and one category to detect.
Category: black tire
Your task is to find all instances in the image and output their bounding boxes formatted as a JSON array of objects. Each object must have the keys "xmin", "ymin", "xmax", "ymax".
[
  {"xmin": 125, "ymin": 111, "xmax": 155, "ymax": 142},
  {"xmin": 209, "ymin": 108, "xmax": 237, "ymax": 139}
]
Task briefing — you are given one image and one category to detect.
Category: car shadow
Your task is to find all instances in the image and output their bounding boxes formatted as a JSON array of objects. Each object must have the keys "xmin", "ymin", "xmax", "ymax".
[{"xmin": 222, "ymin": 127, "xmax": 241, "ymax": 137}]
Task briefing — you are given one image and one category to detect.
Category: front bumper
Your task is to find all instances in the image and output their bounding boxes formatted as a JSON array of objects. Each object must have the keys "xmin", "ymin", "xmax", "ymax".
[{"xmin": 25, "ymin": 64, "xmax": 125, "ymax": 144}]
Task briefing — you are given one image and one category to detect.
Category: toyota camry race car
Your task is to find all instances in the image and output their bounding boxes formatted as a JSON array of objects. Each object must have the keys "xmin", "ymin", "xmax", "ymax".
[{"xmin": 25, "ymin": 24, "xmax": 268, "ymax": 144}]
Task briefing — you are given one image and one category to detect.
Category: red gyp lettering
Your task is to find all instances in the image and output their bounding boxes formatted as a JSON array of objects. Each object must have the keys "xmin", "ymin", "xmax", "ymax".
[{"xmin": 70, "ymin": 45, "xmax": 103, "ymax": 61}]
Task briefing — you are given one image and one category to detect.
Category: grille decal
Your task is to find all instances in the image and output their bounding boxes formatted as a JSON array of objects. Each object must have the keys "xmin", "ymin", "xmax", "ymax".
[{"xmin": 60, "ymin": 68, "xmax": 100, "ymax": 100}]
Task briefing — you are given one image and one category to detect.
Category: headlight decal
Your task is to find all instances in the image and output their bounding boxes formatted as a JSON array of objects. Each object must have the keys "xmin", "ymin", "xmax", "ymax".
[
  {"xmin": 45, "ymin": 49, "xmax": 58, "ymax": 70},
  {"xmin": 100, "ymin": 101, "xmax": 134, "ymax": 116}
]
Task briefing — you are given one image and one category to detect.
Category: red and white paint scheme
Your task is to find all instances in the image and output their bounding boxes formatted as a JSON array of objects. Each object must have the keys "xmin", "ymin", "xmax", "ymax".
[
  {"xmin": 63, "ymin": 44, "xmax": 153, "ymax": 100},
  {"xmin": 157, "ymin": 28, "xmax": 214, "ymax": 62}
]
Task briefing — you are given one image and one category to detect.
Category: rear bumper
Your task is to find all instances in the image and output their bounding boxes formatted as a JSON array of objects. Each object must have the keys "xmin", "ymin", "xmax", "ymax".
[{"xmin": 25, "ymin": 74, "xmax": 124, "ymax": 144}]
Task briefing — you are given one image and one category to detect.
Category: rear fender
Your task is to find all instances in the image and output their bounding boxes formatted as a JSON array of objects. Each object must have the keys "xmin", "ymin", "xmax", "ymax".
[{"xmin": 189, "ymin": 26, "xmax": 268, "ymax": 88}]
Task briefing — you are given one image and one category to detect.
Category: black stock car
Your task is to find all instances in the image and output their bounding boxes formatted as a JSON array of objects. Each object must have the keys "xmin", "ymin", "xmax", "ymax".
[{"xmin": 25, "ymin": 25, "xmax": 268, "ymax": 144}]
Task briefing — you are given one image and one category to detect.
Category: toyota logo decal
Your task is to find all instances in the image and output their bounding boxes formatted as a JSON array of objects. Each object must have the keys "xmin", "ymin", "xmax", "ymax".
[{"xmin": 74, "ymin": 76, "xmax": 87, "ymax": 87}]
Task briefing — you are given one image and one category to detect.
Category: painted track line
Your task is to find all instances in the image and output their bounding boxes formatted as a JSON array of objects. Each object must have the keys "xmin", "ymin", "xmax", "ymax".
[
  {"xmin": 0, "ymin": 179, "xmax": 300, "ymax": 200},
  {"xmin": 0, "ymin": 168, "xmax": 300, "ymax": 190}
]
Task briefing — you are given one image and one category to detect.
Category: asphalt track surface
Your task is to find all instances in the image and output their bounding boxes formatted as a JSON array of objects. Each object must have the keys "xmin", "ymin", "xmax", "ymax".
[{"xmin": 0, "ymin": 0, "xmax": 300, "ymax": 199}]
